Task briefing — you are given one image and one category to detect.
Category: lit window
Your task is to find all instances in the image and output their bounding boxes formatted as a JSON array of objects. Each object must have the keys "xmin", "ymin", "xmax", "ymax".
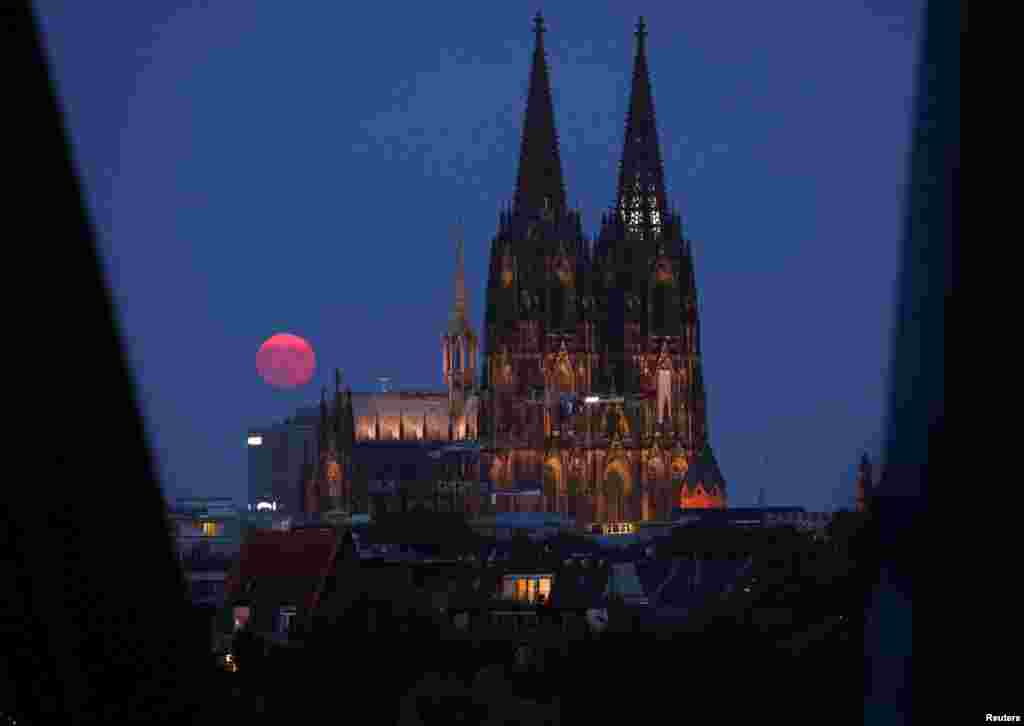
[
  {"xmin": 247, "ymin": 436, "xmax": 263, "ymax": 446},
  {"xmin": 233, "ymin": 605, "xmax": 251, "ymax": 631},
  {"xmin": 538, "ymin": 577, "xmax": 551, "ymax": 600},
  {"xmin": 279, "ymin": 606, "xmax": 297, "ymax": 634},
  {"xmin": 201, "ymin": 521, "xmax": 221, "ymax": 537}
]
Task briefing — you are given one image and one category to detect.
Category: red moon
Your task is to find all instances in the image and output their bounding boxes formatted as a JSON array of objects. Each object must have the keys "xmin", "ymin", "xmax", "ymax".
[{"xmin": 256, "ymin": 333, "xmax": 316, "ymax": 389}]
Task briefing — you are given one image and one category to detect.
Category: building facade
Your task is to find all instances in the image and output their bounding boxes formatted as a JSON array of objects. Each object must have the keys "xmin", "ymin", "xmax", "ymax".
[
  {"xmin": 305, "ymin": 14, "xmax": 727, "ymax": 528},
  {"xmin": 303, "ymin": 224, "xmax": 483, "ymax": 519},
  {"xmin": 169, "ymin": 497, "xmax": 244, "ymax": 609},
  {"xmin": 246, "ymin": 411, "xmax": 318, "ymax": 514},
  {"xmin": 477, "ymin": 15, "xmax": 726, "ymax": 529}
]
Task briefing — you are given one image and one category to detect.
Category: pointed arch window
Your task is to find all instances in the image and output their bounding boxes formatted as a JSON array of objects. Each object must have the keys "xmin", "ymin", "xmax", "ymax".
[
  {"xmin": 550, "ymin": 285, "xmax": 565, "ymax": 330},
  {"xmin": 649, "ymin": 197, "xmax": 662, "ymax": 235},
  {"xmin": 652, "ymin": 284, "xmax": 668, "ymax": 334}
]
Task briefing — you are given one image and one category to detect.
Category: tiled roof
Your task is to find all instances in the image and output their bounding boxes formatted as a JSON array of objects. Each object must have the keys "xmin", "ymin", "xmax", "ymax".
[
  {"xmin": 635, "ymin": 559, "xmax": 674, "ymax": 596},
  {"xmin": 362, "ymin": 512, "xmax": 479, "ymax": 547},
  {"xmin": 652, "ymin": 559, "xmax": 747, "ymax": 609},
  {"xmin": 224, "ymin": 528, "xmax": 338, "ymax": 623},
  {"xmin": 547, "ymin": 565, "xmax": 609, "ymax": 611}
]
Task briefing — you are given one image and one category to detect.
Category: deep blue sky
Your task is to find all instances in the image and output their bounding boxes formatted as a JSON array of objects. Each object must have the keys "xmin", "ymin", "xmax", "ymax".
[{"xmin": 37, "ymin": 1, "xmax": 922, "ymax": 511}]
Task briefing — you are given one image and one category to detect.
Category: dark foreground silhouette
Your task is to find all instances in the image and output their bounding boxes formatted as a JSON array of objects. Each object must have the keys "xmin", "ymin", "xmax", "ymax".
[{"xmin": 9, "ymin": 0, "xmax": 961, "ymax": 721}]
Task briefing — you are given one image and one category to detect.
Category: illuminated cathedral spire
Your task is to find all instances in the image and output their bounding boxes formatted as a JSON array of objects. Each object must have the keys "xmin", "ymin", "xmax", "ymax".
[
  {"xmin": 512, "ymin": 11, "xmax": 567, "ymax": 219},
  {"xmin": 615, "ymin": 16, "xmax": 668, "ymax": 237},
  {"xmin": 447, "ymin": 220, "xmax": 471, "ymax": 336},
  {"xmin": 444, "ymin": 221, "xmax": 477, "ymax": 416}
]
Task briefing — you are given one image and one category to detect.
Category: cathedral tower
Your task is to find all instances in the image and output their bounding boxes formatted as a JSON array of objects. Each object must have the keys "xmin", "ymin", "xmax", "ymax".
[
  {"xmin": 596, "ymin": 17, "xmax": 724, "ymax": 514},
  {"xmin": 482, "ymin": 12, "xmax": 590, "ymax": 517},
  {"xmin": 479, "ymin": 14, "xmax": 725, "ymax": 525},
  {"xmin": 443, "ymin": 223, "xmax": 478, "ymax": 422}
]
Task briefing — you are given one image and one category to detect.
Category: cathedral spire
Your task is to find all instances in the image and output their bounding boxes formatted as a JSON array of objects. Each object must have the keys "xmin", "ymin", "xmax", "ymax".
[
  {"xmin": 615, "ymin": 16, "xmax": 668, "ymax": 236},
  {"xmin": 448, "ymin": 221, "xmax": 471, "ymax": 335},
  {"xmin": 513, "ymin": 12, "xmax": 567, "ymax": 219},
  {"xmin": 318, "ymin": 386, "xmax": 330, "ymax": 456},
  {"xmin": 344, "ymin": 387, "xmax": 355, "ymax": 450},
  {"xmin": 332, "ymin": 369, "xmax": 345, "ymax": 449}
]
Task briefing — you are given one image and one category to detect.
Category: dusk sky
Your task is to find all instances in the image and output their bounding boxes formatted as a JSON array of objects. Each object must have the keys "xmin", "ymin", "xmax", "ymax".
[{"xmin": 37, "ymin": 1, "xmax": 923, "ymax": 511}]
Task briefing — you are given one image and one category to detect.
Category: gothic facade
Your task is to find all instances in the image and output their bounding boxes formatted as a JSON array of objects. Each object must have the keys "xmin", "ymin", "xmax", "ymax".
[
  {"xmin": 478, "ymin": 14, "xmax": 726, "ymax": 525},
  {"xmin": 304, "ymin": 231, "xmax": 482, "ymax": 518},
  {"xmin": 307, "ymin": 14, "xmax": 726, "ymax": 525}
]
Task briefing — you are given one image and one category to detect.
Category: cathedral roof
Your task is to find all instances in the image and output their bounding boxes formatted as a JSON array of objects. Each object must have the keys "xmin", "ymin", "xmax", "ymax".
[{"xmin": 350, "ymin": 441, "xmax": 478, "ymax": 483}]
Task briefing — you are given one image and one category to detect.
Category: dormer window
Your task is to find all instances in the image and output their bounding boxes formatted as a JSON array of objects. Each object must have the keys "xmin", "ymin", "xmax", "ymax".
[{"xmin": 278, "ymin": 606, "xmax": 297, "ymax": 635}]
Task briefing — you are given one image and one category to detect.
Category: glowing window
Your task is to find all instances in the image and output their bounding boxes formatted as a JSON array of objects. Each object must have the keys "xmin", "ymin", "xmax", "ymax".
[
  {"xmin": 201, "ymin": 521, "xmax": 221, "ymax": 537},
  {"xmin": 537, "ymin": 577, "xmax": 552, "ymax": 599},
  {"xmin": 502, "ymin": 576, "xmax": 553, "ymax": 603},
  {"xmin": 247, "ymin": 436, "xmax": 263, "ymax": 446}
]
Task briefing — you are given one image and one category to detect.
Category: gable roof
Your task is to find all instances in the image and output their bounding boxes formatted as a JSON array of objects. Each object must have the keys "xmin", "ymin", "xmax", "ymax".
[
  {"xmin": 547, "ymin": 565, "xmax": 610, "ymax": 611},
  {"xmin": 224, "ymin": 527, "xmax": 338, "ymax": 622},
  {"xmin": 362, "ymin": 512, "xmax": 479, "ymax": 548}
]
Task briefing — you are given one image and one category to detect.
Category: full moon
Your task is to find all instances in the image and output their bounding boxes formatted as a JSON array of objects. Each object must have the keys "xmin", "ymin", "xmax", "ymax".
[{"xmin": 256, "ymin": 333, "xmax": 316, "ymax": 389}]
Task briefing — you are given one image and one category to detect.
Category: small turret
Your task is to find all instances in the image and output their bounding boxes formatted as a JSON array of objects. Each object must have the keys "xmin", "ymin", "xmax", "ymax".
[
  {"xmin": 332, "ymin": 369, "xmax": 345, "ymax": 452},
  {"xmin": 318, "ymin": 386, "xmax": 329, "ymax": 456},
  {"xmin": 443, "ymin": 221, "xmax": 478, "ymax": 418}
]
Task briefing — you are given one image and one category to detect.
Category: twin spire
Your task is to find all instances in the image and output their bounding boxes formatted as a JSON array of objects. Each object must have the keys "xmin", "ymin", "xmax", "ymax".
[
  {"xmin": 513, "ymin": 13, "xmax": 668, "ymax": 231},
  {"xmin": 513, "ymin": 12, "xmax": 567, "ymax": 219},
  {"xmin": 616, "ymin": 16, "xmax": 668, "ymax": 235}
]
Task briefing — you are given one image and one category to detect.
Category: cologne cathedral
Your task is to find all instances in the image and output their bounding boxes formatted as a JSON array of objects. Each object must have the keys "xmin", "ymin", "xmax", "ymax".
[{"xmin": 306, "ymin": 13, "xmax": 726, "ymax": 526}]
